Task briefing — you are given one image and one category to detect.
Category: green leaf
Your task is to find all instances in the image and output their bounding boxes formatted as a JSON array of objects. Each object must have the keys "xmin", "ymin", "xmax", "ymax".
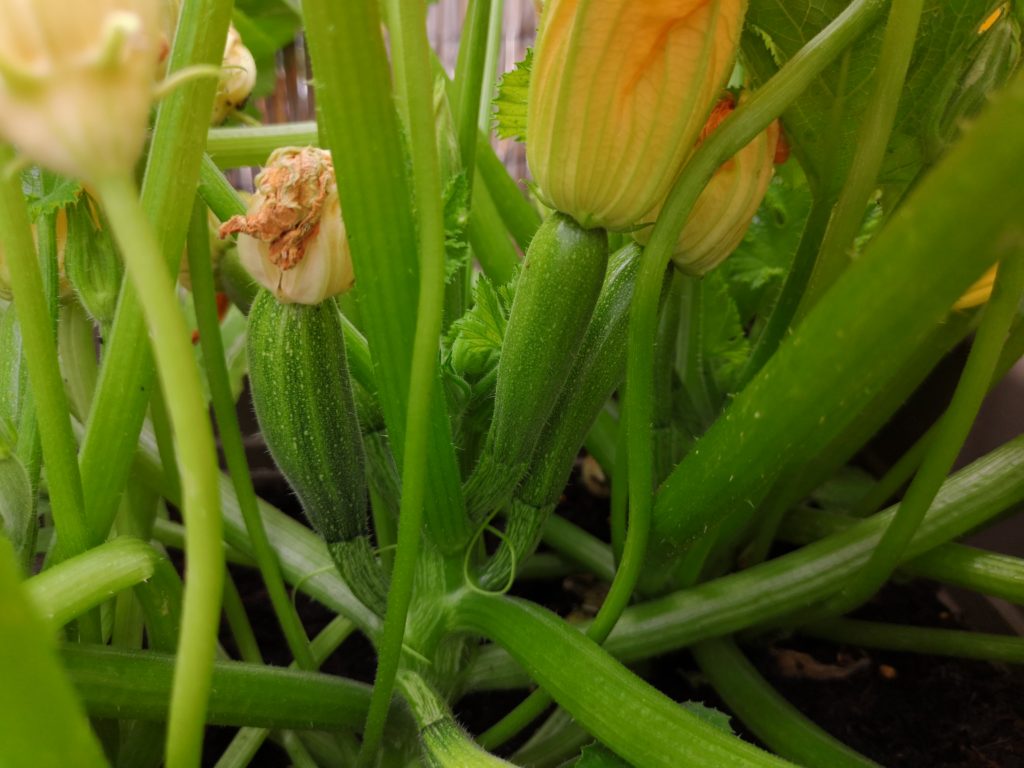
[
  {"xmin": 570, "ymin": 744, "xmax": 634, "ymax": 768},
  {"xmin": 681, "ymin": 701, "xmax": 736, "ymax": 735},
  {"xmin": 232, "ymin": 1, "xmax": 302, "ymax": 100},
  {"xmin": 743, "ymin": 0, "xmax": 1009, "ymax": 200},
  {"xmin": 700, "ymin": 270, "xmax": 751, "ymax": 395},
  {"xmin": 20, "ymin": 168, "xmax": 81, "ymax": 222},
  {"xmin": 445, "ymin": 273, "xmax": 514, "ymax": 379},
  {"xmin": 493, "ymin": 49, "xmax": 532, "ymax": 142},
  {"xmin": 722, "ymin": 160, "xmax": 812, "ymax": 325}
]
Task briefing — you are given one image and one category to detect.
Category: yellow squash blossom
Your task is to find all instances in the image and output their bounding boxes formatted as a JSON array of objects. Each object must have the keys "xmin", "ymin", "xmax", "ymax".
[
  {"xmin": 638, "ymin": 96, "xmax": 782, "ymax": 275},
  {"xmin": 219, "ymin": 147, "xmax": 355, "ymax": 306},
  {"xmin": 527, "ymin": 0, "xmax": 747, "ymax": 230},
  {"xmin": 0, "ymin": 0, "xmax": 162, "ymax": 181}
]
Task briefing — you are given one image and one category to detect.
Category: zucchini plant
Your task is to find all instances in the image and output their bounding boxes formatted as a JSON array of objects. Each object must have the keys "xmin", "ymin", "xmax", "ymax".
[{"xmin": 0, "ymin": 0, "xmax": 1023, "ymax": 766}]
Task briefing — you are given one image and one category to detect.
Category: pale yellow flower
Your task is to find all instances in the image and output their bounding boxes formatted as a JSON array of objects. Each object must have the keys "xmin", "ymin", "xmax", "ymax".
[
  {"xmin": 0, "ymin": 0, "xmax": 162, "ymax": 181},
  {"xmin": 220, "ymin": 147, "xmax": 355, "ymax": 306},
  {"xmin": 527, "ymin": 0, "xmax": 747, "ymax": 230}
]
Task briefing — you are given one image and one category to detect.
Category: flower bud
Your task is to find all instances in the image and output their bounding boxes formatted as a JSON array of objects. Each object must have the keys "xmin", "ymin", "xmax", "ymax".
[
  {"xmin": 0, "ymin": 0, "xmax": 163, "ymax": 181},
  {"xmin": 219, "ymin": 147, "xmax": 354, "ymax": 306},
  {"xmin": 64, "ymin": 197, "xmax": 124, "ymax": 325},
  {"xmin": 637, "ymin": 96, "xmax": 780, "ymax": 275},
  {"xmin": 527, "ymin": 0, "xmax": 746, "ymax": 230},
  {"xmin": 210, "ymin": 25, "xmax": 257, "ymax": 126},
  {"xmin": 954, "ymin": 265, "xmax": 997, "ymax": 311}
]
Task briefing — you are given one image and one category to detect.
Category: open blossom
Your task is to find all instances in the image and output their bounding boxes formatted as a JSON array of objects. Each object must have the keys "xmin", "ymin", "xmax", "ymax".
[
  {"xmin": 527, "ymin": 0, "xmax": 747, "ymax": 230},
  {"xmin": 638, "ymin": 96, "xmax": 781, "ymax": 275},
  {"xmin": 211, "ymin": 25, "xmax": 257, "ymax": 125},
  {"xmin": 219, "ymin": 147, "xmax": 354, "ymax": 306},
  {"xmin": 0, "ymin": 0, "xmax": 162, "ymax": 181}
]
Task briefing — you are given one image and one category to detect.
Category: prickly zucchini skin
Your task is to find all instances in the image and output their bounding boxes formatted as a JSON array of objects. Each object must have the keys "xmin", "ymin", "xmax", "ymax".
[
  {"xmin": 247, "ymin": 290, "xmax": 385, "ymax": 611},
  {"xmin": 464, "ymin": 213, "xmax": 609, "ymax": 520}
]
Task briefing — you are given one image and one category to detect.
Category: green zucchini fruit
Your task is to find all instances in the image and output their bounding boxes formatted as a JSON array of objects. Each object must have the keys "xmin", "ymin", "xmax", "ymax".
[
  {"xmin": 480, "ymin": 243, "xmax": 643, "ymax": 588},
  {"xmin": 463, "ymin": 213, "xmax": 608, "ymax": 520},
  {"xmin": 246, "ymin": 290, "xmax": 386, "ymax": 613}
]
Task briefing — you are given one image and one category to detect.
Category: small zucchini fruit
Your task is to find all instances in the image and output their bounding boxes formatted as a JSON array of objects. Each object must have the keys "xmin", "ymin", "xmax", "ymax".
[
  {"xmin": 463, "ymin": 213, "xmax": 608, "ymax": 520},
  {"xmin": 480, "ymin": 243, "xmax": 642, "ymax": 588},
  {"xmin": 247, "ymin": 289, "xmax": 386, "ymax": 613}
]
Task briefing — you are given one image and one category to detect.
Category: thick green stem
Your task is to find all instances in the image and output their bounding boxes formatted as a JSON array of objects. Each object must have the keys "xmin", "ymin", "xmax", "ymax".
[
  {"xmin": 213, "ymin": 615, "xmax": 356, "ymax": 768},
  {"xmin": 694, "ymin": 638, "xmax": 879, "ymax": 768},
  {"xmin": 76, "ymin": 0, "xmax": 233, "ymax": 548},
  {"xmin": 456, "ymin": 593, "xmax": 793, "ymax": 767},
  {"xmin": 64, "ymin": 645, "xmax": 371, "ymax": 732},
  {"xmin": 0, "ymin": 144, "xmax": 88, "ymax": 559},
  {"xmin": 358, "ymin": 0, "xmax": 451, "ymax": 762},
  {"xmin": 94, "ymin": 173, "xmax": 224, "ymax": 768},
  {"xmin": 186, "ymin": 198, "xmax": 316, "ymax": 671},
  {"xmin": 826, "ymin": 251, "xmax": 1024, "ymax": 613},
  {"xmin": 25, "ymin": 537, "xmax": 180, "ymax": 637}
]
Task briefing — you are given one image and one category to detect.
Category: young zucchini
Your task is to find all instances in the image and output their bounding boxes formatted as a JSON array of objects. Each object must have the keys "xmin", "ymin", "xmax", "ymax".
[
  {"xmin": 479, "ymin": 243, "xmax": 643, "ymax": 588},
  {"xmin": 463, "ymin": 213, "xmax": 608, "ymax": 520},
  {"xmin": 247, "ymin": 289, "xmax": 387, "ymax": 613}
]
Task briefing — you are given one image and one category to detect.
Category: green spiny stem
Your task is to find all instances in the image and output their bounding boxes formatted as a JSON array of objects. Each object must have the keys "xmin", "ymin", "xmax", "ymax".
[
  {"xmin": 75, "ymin": 0, "xmax": 233, "ymax": 549},
  {"xmin": 25, "ymin": 537, "xmax": 180, "ymax": 643},
  {"xmin": 214, "ymin": 615, "xmax": 357, "ymax": 768},
  {"xmin": 63, "ymin": 645, "xmax": 371, "ymax": 732},
  {"xmin": 358, "ymin": 0, "xmax": 452, "ymax": 761},
  {"xmin": 693, "ymin": 638, "xmax": 879, "ymax": 768},
  {"xmin": 650, "ymin": 66, "xmax": 1024, "ymax": 573},
  {"xmin": 207, "ymin": 122, "xmax": 319, "ymax": 168},
  {"xmin": 824, "ymin": 251, "xmax": 1024, "ymax": 614},
  {"xmin": 463, "ymin": 434, "xmax": 1024, "ymax": 691},
  {"xmin": 0, "ymin": 144, "xmax": 88, "ymax": 560},
  {"xmin": 802, "ymin": 618, "xmax": 1024, "ymax": 665},
  {"xmin": 778, "ymin": 508, "xmax": 1024, "ymax": 607},
  {"xmin": 455, "ymin": 593, "xmax": 794, "ymax": 767},
  {"xmin": 94, "ymin": 173, "xmax": 225, "ymax": 768},
  {"xmin": 800, "ymin": 0, "xmax": 925, "ymax": 310}
]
